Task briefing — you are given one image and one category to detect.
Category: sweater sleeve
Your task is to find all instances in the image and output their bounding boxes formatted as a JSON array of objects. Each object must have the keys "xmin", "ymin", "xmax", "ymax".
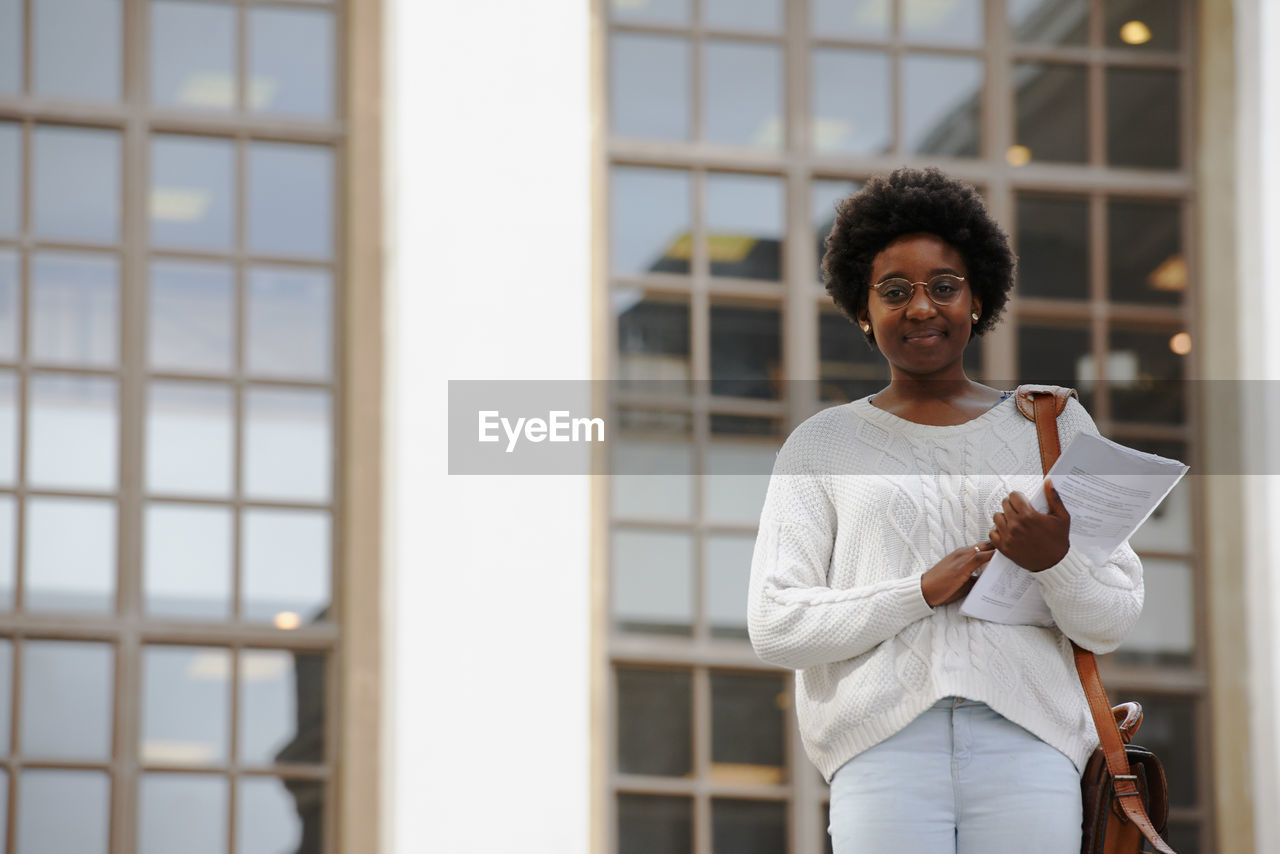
[
  {"xmin": 1034, "ymin": 397, "xmax": 1145, "ymax": 653},
  {"xmin": 747, "ymin": 421, "xmax": 936, "ymax": 670}
]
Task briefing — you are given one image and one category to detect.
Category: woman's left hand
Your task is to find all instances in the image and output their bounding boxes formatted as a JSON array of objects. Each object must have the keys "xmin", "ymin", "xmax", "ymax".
[{"xmin": 988, "ymin": 479, "xmax": 1071, "ymax": 572}]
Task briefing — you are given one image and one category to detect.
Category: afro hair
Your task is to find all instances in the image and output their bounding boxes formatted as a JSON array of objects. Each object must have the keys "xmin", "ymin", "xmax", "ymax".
[{"xmin": 821, "ymin": 167, "xmax": 1015, "ymax": 343}]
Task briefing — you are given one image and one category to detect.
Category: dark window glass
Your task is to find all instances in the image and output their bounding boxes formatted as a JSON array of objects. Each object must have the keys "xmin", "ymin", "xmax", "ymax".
[
  {"xmin": 1104, "ymin": 0, "xmax": 1181, "ymax": 51},
  {"xmin": 236, "ymin": 777, "xmax": 323, "ymax": 854},
  {"xmin": 610, "ymin": 33, "xmax": 691, "ymax": 141},
  {"xmin": 710, "ymin": 304, "xmax": 781, "ymax": 399},
  {"xmin": 616, "ymin": 668, "xmax": 692, "ymax": 776},
  {"xmin": 1018, "ymin": 324, "xmax": 1093, "ymax": 410},
  {"xmin": 812, "ymin": 180, "xmax": 860, "ymax": 281},
  {"xmin": 1009, "ymin": 0, "xmax": 1088, "ymax": 45},
  {"xmin": 1014, "ymin": 63, "xmax": 1088, "ymax": 164},
  {"xmin": 1107, "ymin": 199, "xmax": 1182, "ymax": 305},
  {"xmin": 707, "ymin": 174, "xmax": 783, "ymax": 280},
  {"xmin": 239, "ymin": 650, "xmax": 327, "ymax": 765},
  {"xmin": 903, "ymin": 54, "xmax": 983, "ymax": 157},
  {"xmin": 819, "ymin": 311, "xmax": 888, "ymax": 402},
  {"xmin": 712, "ymin": 799, "xmax": 787, "ymax": 854},
  {"xmin": 1106, "ymin": 68, "xmax": 1180, "ymax": 170},
  {"xmin": 1016, "ymin": 194, "xmax": 1090, "ymax": 299},
  {"xmin": 1108, "ymin": 327, "xmax": 1186, "ymax": 424},
  {"xmin": 618, "ymin": 795, "xmax": 692, "ymax": 854},
  {"xmin": 710, "ymin": 672, "xmax": 787, "ymax": 773},
  {"xmin": 1122, "ymin": 694, "xmax": 1197, "ymax": 808},
  {"xmin": 617, "ymin": 296, "xmax": 690, "ymax": 390}
]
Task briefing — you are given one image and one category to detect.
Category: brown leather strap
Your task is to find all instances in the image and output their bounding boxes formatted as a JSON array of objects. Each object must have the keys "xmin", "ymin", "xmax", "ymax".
[{"xmin": 1016, "ymin": 384, "xmax": 1175, "ymax": 854}]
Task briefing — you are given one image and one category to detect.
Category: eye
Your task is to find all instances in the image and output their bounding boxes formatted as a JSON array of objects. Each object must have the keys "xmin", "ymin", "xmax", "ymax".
[
  {"xmin": 877, "ymin": 279, "xmax": 910, "ymax": 301},
  {"xmin": 931, "ymin": 276, "xmax": 961, "ymax": 294}
]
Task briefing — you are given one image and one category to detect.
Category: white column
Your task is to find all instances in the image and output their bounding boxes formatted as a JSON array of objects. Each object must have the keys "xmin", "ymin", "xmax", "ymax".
[
  {"xmin": 383, "ymin": 2, "xmax": 593, "ymax": 853},
  {"xmin": 1235, "ymin": 0, "xmax": 1280, "ymax": 844}
]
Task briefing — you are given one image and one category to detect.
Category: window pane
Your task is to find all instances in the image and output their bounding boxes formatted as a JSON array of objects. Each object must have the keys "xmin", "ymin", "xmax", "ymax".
[
  {"xmin": 704, "ymin": 40, "xmax": 782, "ymax": 148},
  {"xmin": 24, "ymin": 496, "xmax": 116, "ymax": 612},
  {"xmin": 710, "ymin": 304, "xmax": 781, "ymax": 399},
  {"xmin": 247, "ymin": 143, "xmax": 333, "ymax": 259},
  {"xmin": 616, "ymin": 668, "xmax": 692, "ymax": 776},
  {"xmin": 705, "ymin": 0, "xmax": 780, "ymax": 31},
  {"xmin": 711, "ymin": 672, "xmax": 787, "ymax": 777},
  {"xmin": 813, "ymin": 180, "xmax": 860, "ymax": 280},
  {"xmin": 610, "ymin": 33, "xmax": 690, "ymax": 141},
  {"xmin": 1115, "ymin": 557, "xmax": 1193, "ymax": 665},
  {"xmin": 610, "ymin": 166, "xmax": 691, "ymax": 276},
  {"xmin": 706, "ymin": 533, "xmax": 754, "ymax": 640},
  {"xmin": 236, "ymin": 777, "xmax": 322, "ymax": 854},
  {"xmin": 903, "ymin": 0, "xmax": 983, "ymax": 45},
  {"xmin": 1017, "ymin": 324, "xmax": 1094, "ymax": 410},
  {"xmin": 33, "ymin": 126, "xmax": 121, "ymax": 243},
  {"xmin": 704, "ymin": 427, "xmax": 779, "ymax": 523},
  {"xmin": 0, "ymin": 123, "xmax": 18, "ymax": 235},
  {"xmin": 810, "ymin": 0, "xmax": 890, "ymax": 39},
  {"xmin": 1104, "ymin": 0, "xmax": 1181, "ymax": 51},
  {"xmin": 17, "ymin": 769, "xmax": 109, "ymax": 854},
  {"xmin": 20, "ymin": 640, "xmax": 113, "ymax": 758},
  {"xmin": 609, "ymin": 0, "xmax": 689, "ymax": 25},
  {"xmin": 611, "ymin": 409, "xmax": 694, "ymax": 519},
  {"xmin": 1016, "ymin": 194, "xmax": 1090, "ymax": 299},
  {"xmin": 0, "ymin": 0, "xmax": 19, "ymax": 93},
  {"xmin": 27, "ymin": 374, "xmax": 119, "ymax": 490},
  {"xmin": 0, "ymin": 640, "xmax": 10, "ymax": 752},
  {"xmin": 144, "ymin": 502, "xmax": 232, "ymax": 619},
  {"xmin": 618, "ymin": 794, "xmax": 692, "ymax": 854},
  {"xmin": 0, "ymin": 252, "xmax": 16, "ymax": 361},
  {"xmin": 247, "ymin": 267, "xmax": 332, "ymax": 380},
  {"xmin": 1107, "ymin": 199, "xmax": 1182, "ymax": 305},
  {"xmin": 142, "ymin": 646, "xmax": 230, "ymax": 765},
  {"xmin": 1121, "ymin": 693, "xmax": 1197, "ymax": 808},
  {"xmin": 1106, "ymin": 68, "xmax": 1179, "ymax": 170},
  {"xmin": 611, "ymin": 529, "xmax": 693, "ymax": 635},
  {"xmin": 1014, "ymin": 63, "xmax": 1087, "ymax": 164},
  {"xmin": 149, "ymin": 259, "xmax": 235, "ymax": 374},
  {"xmin": 812, "ymin": 50, "xmax": 891, "ymax": 155},
  {"xmin": 150, "ymin": 135, "xmax": 234, "ymax": 250},
  {"xmin": 820, "ymin": 311, "xmax": 887, "ymax": 402},
  {"xmin": 0, "ymin": 373, "xmax": 13, "ymax": 484},
  {"xmin": 707, "ymin": 173, "xmax": 783, "ymax": 281},
  {"xmin": 239, "ymin": 650, "xmax": 326, "ymax": 765},
  {"xmin": 903, "ymin": 54, "xmax": 983, "ymax": 157},
  {"xmin": 243, "ymin": 387, "xmax": 332, "ymax": 502},
  {"xmin": 146, "ymin": 381, "xmax": 234, "ymax": 497},
  {"xmin": 151, "ymin": 0, "xmax": 236, "ymax": 110},
  {"xmin": 1128, "ymin": 472, "xmax": 1191, "ymax": 553},
  {"xmin": 241, "ymin": 507, "xmax": 331, "ymax": 624},
  {"xmin": 1108, "ymin": 327, "xmax": 1186, "ymax": 424},
  {"xmin": 1009, "ymin": 0, "xmax": 1087, "ymax": 45},
  {"xmin": 249, "ymin": 7, "xmax": 334, "ymax": 118},
  {"xmin": 140, "ymin": 774, "xmax": 227, "ymax": 854},
  {"xmin": 34, "ymin": 0, "xmax": 121, "ymax": 101},
  {"xmin": 0, "ymin": 495, "xmax": 13, "ymax": 608},
  {"xmin": 712, "ymin": 799, "xmax": 787, "ymax": 854},
  {"xmin": 30, "ymin": 251, "xmax": 119, "ymax": 367},
  {"xmin": 617, "ymin": 296, "xmax": 690, "ymax": 388}
]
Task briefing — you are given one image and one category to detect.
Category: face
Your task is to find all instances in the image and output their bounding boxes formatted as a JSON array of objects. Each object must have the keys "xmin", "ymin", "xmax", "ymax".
[{"xmin": 857, "ymin": 233, "xmax": 982, "ymax": 380}]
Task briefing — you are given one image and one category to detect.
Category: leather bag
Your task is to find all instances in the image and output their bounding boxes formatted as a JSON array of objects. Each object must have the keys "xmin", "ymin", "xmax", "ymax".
[{"xmin": 1014, "ymin": 385, "xmax": 1175, "ymax": 854}]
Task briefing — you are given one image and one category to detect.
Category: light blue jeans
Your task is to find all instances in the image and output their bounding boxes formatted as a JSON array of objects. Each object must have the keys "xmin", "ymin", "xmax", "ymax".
[{"xmin": 828, "ymin": 698, "xmax": 1082, "ymax": 854}]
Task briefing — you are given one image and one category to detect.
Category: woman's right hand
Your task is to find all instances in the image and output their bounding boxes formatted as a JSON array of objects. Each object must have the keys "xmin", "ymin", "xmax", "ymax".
[{"xmin": 920, "ymin": 542, "xmax": 996, "ymax": 607}]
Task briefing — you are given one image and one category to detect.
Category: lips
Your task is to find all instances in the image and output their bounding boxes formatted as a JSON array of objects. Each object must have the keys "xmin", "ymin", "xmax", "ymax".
[{"xmin": 904, "ymin": 328, "xmax": 947, "ymax": 342}]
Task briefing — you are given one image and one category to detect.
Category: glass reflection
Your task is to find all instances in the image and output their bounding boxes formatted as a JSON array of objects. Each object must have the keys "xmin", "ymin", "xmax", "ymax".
[
  {"xmin": 710, "ymin": 304, "xmax": 781, "ymax": 398},
  {"xmin": 0, "ymin": 372, "xmax": 13, "ymax": 484},
  {"xmin": 146, "ymin": 382, "xmax": 234, "ymax": 496},
  {"xmin": 238, "ymin": 649, "xmax": 326, "ymax": 765},
  {"xmin": 1115, "ymin": 557, "xmax": 1193, "ymax": 665},
  {"xmin": 618, "ymin": 795, "xmax": 692, "ymax": 854},
  {"xmin": 243, "ymin": 387, "xmax": 332, "ymax": 502},
  {"xmin": 616, "ymin": 295, "xmax": 690, "ymax": 387},
  {"xmin": 705, "ymin": 0, "xmax": 780, "ymax": 31},
  {"xmin": 151, "ymin": 0, "xmax": 236, "ymax": 109},
  {"xmin": 142, "ymin": 646, "xmax": 229, "ymax": 765},
  {"xmin": 616, "ymin": 668, "xmax": 692, "ymax": 775},
  {"xmin": 1108, "ymin": 327, "xmax": 1185, "ymax": 424},
  {"xmin": 1106, "ymin": 68, "xmax": 1179, "ymax": 170},
  {"xmin": 0, "ymin": 640, "xmax": 9, "ymax": 752},
  {"xmin": 1107, "ymin": 199, "xmax": 1181, "ymax": 305},
  {"xmin": 610, "ymin": 33, "xmax": 690, "ymax": 141},
  {"xmin": 707, "ymin": 173, "xmax": 783, "ymax": 280},
  {"xmin": 247, "ymin": 267, "xmax": 332, "ymax": 380},
  {"xmin": 0, "ymin": 251, "xmax": 16, "ymax": 361},
  {"xmin": 28, "ymin": 373, "xmax": 119, "ymax": 491},
  {"xmin": 611, "ymin": 529, "xmax": 693, "ymax": 635},
  {"xmin": 0, "ymin": 495, "xmax": 12, "ymax": 608},
  {"xmin": 1014, "ymin": 63, "xmax": 1087, "ymax": 164},
  {"xmin": 812, "ymin": 50, "xmax": 891, "ymax": 155},
  {"xmin": 610, "ymin": 166, "xmax": 691, "ymax": 276},
  {"xmin": 1017, "ymin": 324, "xmax": 1093, "ymax": 409},
  {"xmin": 30, "ymin": 252, "xmax": 119, "ymax": 367},
  {"xmin": 1117, "ymin": 694, "xmax": 1196, "ymax": 807},
  {"xmin": 241, "ymin": 508, "xmax": 331, "ymax": 623},
  {"xmin": 1104, "ymin": 0, "xmax": 1181, "ymax": 50},
  {"xmin": 903, "ymin": 0, "xmax": 983, "ymax": 45},
  {"xmin": 1016, "ymin": 194, "xmax": 1089, "ymax": 299},
  {"xmin": 249, "ymin": 7, "xmax": 334, "ymax": 118},
  {"xmin": 704, "ymin": 430, "xmax": 778, "ymax": 523},
  {"xmin": 248, "ymin": 143, "xmax": 333, "ymax": 259},
  {"xmin": 706, "ymin": 533, "xmax": 756, "ymax": 639},
  {"xmin": 704, "ymin": 40, "xmax": 782, "ymax": 148},
  {"xmin": 24, "ymin": 497, "xmax": 116, "ymax": 613},
  {"xmin": 0, "ymin": 0, "xmax": 19, "ymax": 93},
  {"xmin": 20, "ymin": 641, "xmax": 113, "ymax": 757},
  {"xmin": 1128, "ymin": 473, "xmax": 1190, "ymax": 553},
  {"xmin": 813, "ymin": 180, "xmax": 860, "ymax": 279},
  {"xmin": 610, "ymin": 409, "xmax": 694, "ymax": 519},
  {"xmin": 609, "ymin": 0, "xmax": 689, "ymax": 25},
  {"xmin": 140, "ymin": 774, "xmax": 227, "ymax": 854},
  {"xmin": 1009, "ymin": 0, "xmax": 1087, "ymax": 45},
  {"xmin": 149, "ymin": 260, "xmax": 235, "ymax": 374},
  {"xmin": 34, "ymin": 0, "xmax": 121, "ymax": 101},
  {"xmin": 17, "ymin": 770, "xmax": 109, "ymax": 854},
  {"xmin": 144, "ymin": 502, "xmax": 233, "ymax": 619},
  {"xmin": 150, "ymin": 135, "xmax": 234, "ymax": 250},
  {"xmin": 712, "ymin": 799, "xmax": 787, "ymax": 854},
  {"xmin": 0, "ymin": 123, "xmax": 18, "ymax": 235},
  {"xmin": 811, "ymin": 0, "xmax": 890, "ymax": 39},
  {"xmin": 34, "ymin": 126, "xmax": 121, "ymax": 243},
  {"xmin": 237, "ymin": 777, "xmax": 322, "ymax": 854},
  {"xmin": 820, "ymin": 311, "xmax": 889, "ymax": 402},
  {"xmin": 903, "ymin": 54, "xmax": 983, "ymax": 157}
]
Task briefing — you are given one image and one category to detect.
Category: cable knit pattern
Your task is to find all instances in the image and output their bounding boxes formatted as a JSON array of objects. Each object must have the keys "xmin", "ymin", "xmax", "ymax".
[{"xmin": 747, "ymin": 395, "xmax": 1144, "ymax": 782}]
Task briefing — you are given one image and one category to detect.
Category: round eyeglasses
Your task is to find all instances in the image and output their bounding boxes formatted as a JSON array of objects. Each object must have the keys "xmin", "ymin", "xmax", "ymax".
[{"xmin": 870, "ymin": 275, "xmax": 967, "ymax": 310}]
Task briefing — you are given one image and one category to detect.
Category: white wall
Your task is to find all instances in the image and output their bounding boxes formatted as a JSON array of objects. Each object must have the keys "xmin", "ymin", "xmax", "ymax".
[{"xmin": 384, "ymin": 2, "xmax": 593, "ymax": 853}]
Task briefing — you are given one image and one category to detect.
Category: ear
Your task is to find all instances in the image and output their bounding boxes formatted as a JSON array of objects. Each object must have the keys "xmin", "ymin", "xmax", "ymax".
[
  {"xmin": 855, "ymin": 307, "xmax": 872, "ymax": 335},
  {"xmin": 970, "ymin": 294, "xmax": 983, "ymax": 322}
]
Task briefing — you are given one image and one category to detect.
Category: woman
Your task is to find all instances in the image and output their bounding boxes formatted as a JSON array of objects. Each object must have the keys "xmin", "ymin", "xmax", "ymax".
[{"xmin": 747, "ymin": 168, "xmax": 1143, "ymax": 853}]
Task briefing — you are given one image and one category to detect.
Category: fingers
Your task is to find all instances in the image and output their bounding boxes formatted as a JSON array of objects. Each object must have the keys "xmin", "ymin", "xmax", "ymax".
[
  {"xmin": 1044, "ymin": 478, "xmax": 1069, "ymax": 517},
  {"xmin": 1006, "ymin": 492, "xmax": 1033, "ymax": 515}
]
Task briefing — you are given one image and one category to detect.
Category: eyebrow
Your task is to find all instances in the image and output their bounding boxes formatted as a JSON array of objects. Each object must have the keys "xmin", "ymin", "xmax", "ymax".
[{"xmin": 874, "ymin": 267, "xmax": 964, "ymax": 282}]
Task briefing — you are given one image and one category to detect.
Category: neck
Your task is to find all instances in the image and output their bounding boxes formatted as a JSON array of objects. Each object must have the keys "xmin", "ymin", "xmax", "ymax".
[{"xmin": 882, "ymin": 371, "xmax": 976, "ymax": 404}]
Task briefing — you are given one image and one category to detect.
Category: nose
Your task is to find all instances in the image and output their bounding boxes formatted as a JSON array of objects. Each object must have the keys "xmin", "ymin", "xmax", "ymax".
[{"xmin": 903, "ymin": 282, "xmax": 938, "ymax": 318}]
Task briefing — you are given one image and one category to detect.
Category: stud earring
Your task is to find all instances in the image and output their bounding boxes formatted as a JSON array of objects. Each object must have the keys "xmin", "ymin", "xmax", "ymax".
[
  {"xmin": 861, "ymin": 324, "xmax": 871, "ymax": 333},
  {"xmin": 971, "ymin": 312, "xmax": 980, "ymax": 322}
]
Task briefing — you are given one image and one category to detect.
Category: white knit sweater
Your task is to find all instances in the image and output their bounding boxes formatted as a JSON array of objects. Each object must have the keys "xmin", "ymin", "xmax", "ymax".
[{"xmin": 747, "ymin": 394, "xmax": 1144, "ymax": 782}]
